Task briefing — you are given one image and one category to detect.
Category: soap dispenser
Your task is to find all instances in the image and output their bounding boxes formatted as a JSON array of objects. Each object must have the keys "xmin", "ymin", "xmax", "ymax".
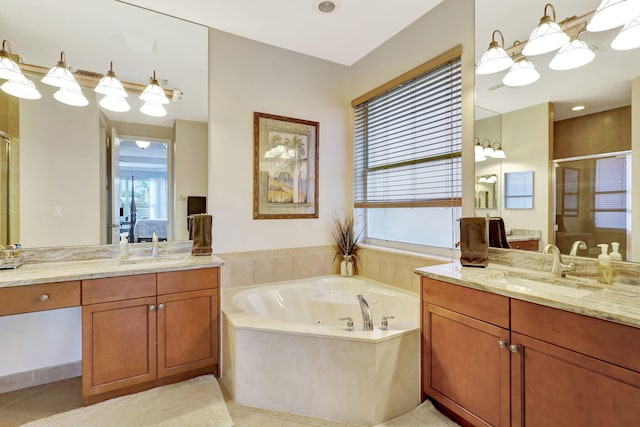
[
  {"xmin": 119, "ymin": 232, "xmax": 129, "ymax": 260},
  {"xmin": 610, "ymin": 242, "xmax": 622, "ymax": 261},
  {"xmin": 597, "ymin": 243, "xmax": 613, "ymax": 285}
]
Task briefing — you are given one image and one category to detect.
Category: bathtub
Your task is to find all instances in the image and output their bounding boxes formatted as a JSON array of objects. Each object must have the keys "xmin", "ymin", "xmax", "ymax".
[{"xmin": 221, "ymin": 275, "xmax": 420, "ymax": 425}]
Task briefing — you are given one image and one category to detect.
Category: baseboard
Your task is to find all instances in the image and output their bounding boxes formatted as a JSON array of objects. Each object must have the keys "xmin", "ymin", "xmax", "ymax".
[{"xmin": 0, "ymin": 361, "xmax": 82, "ymax": 393}]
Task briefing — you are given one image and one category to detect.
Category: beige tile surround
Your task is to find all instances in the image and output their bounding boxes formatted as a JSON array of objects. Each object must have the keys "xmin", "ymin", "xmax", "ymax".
[{"xmin": 217, "ymin": 245, "xmax": 451, "ymax": 293}]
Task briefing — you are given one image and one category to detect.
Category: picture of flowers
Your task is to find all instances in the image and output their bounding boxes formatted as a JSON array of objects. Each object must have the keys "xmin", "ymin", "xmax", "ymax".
[{"xmin": 253, "ymin": 112, "xmax": 319, "ymax": 219}]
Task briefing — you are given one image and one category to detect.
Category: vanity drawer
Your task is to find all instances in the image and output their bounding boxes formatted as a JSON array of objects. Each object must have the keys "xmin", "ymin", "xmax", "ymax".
[
  {"xmin": 511, "ymin": 299, "xmax": 640, "ymax": 373},
  {"xmin": 157, "ymin": 268, "xmax": 218, "ymax": 295},
  {"xmin": 422, "ymin": 277, "xmax": 510, "ymax": 329},
  {"xmin": 0, "ymin": 281, "xmax": 81, "ymax": 316},
  {"xmin": 82, "ymin": 274, "xmax": 156, "ymax": 305},
  {"xmin": 509, "ymin": 239, "xmax": 539, "ymax": 251}
]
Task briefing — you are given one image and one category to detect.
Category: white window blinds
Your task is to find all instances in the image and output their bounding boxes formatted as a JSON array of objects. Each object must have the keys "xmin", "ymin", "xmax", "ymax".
[
  {"xmin": 353, "ymin": 55, "xmax": 462, "ymax": 208},
  {"xmin": 594, "ymin": 156, "xmax": 627, "ymax": 229}
]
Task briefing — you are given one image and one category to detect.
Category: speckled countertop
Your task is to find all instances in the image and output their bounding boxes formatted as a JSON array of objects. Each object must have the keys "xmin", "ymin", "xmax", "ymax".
[
  {"xmin": 415, "ymin": 262, "xmax": 640, "ymax": 329},
  {"xmin": 0, "ymin": 254, "xmax": 225, "ymax": 288}
]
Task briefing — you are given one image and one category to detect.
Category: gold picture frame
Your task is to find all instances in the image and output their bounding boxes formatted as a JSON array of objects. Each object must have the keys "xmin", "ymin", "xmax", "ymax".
[{"xmin": 253, "ymin": 112, "xmax": 319, "ymax": 219}]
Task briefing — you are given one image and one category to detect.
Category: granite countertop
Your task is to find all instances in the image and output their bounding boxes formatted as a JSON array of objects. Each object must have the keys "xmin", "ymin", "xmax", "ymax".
[
  {"xmin": 415, "ymin": 262, "xmax": 640, "ymax": 329},
  {"xmin": 0, "ymin": 254, "xmax": 225, "ymax": 288}
]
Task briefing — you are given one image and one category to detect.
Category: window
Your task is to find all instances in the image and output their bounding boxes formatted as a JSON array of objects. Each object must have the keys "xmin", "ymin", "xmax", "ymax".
[
  {"xmin": 594, "ymin": 156, "xmax": 627, "ymax": 229},
  {"xmin": 562, "ymin": 168, "xmax": 579, "ymax": 216},
  {"xmin": 352, "ymin": 48, "xmax": 462, "ymax": 250},
  {"xmin": 504, "ymin": 171, "xmax": 534, "ymax": 209}
]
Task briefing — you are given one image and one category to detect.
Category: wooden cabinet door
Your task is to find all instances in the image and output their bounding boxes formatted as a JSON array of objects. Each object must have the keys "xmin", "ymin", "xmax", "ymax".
[
  {"xmin": 423, "ymin": 304, "xmax": 510, "ymax": 427},
  {"xmin": 156, "ymin": 289, "xmax": 218, "ymax": 378},
  {"xmin": 82, "ymin": 296, "xmax": 157, "ymax": 397},
  {"xmin": 511, "ymin": 332, "xmax": 640, "ymax": 427}
]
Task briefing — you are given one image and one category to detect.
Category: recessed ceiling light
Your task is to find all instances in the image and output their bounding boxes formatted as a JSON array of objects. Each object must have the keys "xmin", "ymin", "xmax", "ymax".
[
  {"xmin": 571, "ymin": 105, "xmax": 585, "ymax": 111},
  {"xmin": 314, "ymin": 0, "xmax": 339, "ymax": 14}
]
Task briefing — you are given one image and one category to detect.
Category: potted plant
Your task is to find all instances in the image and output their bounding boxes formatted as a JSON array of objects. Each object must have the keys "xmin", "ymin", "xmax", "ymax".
[{"xmin": 332, "ymin": 212, "xmax": 362, "ymax": 276}]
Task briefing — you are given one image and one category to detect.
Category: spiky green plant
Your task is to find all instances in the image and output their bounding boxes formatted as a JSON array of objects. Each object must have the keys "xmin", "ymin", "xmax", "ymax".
[{"xmin": 332, "ymin": 212, "xmax": 362, "ymax": 273}]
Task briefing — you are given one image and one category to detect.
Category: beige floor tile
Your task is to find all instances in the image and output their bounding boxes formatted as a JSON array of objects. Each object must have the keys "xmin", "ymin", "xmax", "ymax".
[
  {"xmin": 286, "ymin": 413, "xmax": 347, "ymax": 426},
  {"xmin": 0, "ymin": 409, "xmax": 35, "ymax": 427},
  {"xmin": 233, "ymin": 403, "xmax": 288, "ymax": 419},
  {"xmin": 0, "ymin": 382, "xmax": 47, "ymax": 409},
  {"xmin": 2, "ymin": 379, "xmax": 82, "ymax": 419},
  {"xmin": 64, "ymin": 376, "xmax": 82, "ymax": 384},
  {"xmin": 230, "ymin": 408, "xmax": 285, "ymax": 427}
]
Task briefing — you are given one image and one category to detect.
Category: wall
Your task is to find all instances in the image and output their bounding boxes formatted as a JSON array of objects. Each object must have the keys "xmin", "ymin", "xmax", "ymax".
[
  {"xmin": 208, "ymin": 29, "xmax": 350, "ymax": 253},
  {"xmin": 348, "ymin": 0, "xmax": 476, "ymax": 218},
  {"xmin": 174, "ymin": 119, "xmax": 208, "ymax": 240},
  {"xmin": 20, "ymin": 82, "xmax": 101, "ymax": 247},
  {"xmin": 501, "ymin": 103, "xmax": 552, "ymax": 246},
  {"xmin": 632, "ymin": 75, "xmax": 640, "ymax": 262}
]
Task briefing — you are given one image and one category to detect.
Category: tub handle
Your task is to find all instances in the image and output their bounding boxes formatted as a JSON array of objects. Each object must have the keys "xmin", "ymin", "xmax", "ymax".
[
  {"xmin": 381, "ymin": 315, "xmax": 395, "ymax": 331},
  {"xmin": 338, "ymin": 317, "xmax": 354, "ymax": 331}
]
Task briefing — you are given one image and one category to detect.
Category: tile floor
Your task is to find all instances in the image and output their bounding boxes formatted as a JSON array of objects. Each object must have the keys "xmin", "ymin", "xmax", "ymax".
[{"xmin": 0, "ymin": 377, "xmax": 368, "ymax": 427}]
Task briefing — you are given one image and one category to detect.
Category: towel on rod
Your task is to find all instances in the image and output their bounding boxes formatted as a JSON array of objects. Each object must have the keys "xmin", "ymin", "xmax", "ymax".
[
  {"xmin": 189, "ymin": 214, "xmax": 213, "ymax": 256},
  {"xmin": 459, "ymin": 217, "xmax": 489, "ymax": 267},
  {"xmin": 488, "ymin": 217, "xmax": 511, "ymax": 249}
]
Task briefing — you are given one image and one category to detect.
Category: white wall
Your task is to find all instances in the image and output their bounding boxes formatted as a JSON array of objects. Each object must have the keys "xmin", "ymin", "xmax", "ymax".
[
  {"xmin": 348, "ymin": 0, "xmax": 476, "ymax": 217},
  {"xmin": 20, "ymin": 81, "xmax": 101, "ymax": 247},
  {"xmin": 175, "ymin": 119, "xmax": 208, "ymax": 240},
  {"xmin": 501, "ymin": 103, "xmax": 551, "ymax": 246},
  {"xmin": 208, "ymin": 29, "xmax": 350, "ymax": 253}
]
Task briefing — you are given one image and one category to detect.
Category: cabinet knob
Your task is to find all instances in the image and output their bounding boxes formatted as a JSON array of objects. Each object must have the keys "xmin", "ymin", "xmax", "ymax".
[
  {"xmin": 509, "ymin": 344, "xmax": 519, "ymax": 353},
  {"xmin": 158, "ymin": 304, "xmax": 165, "ymax": 310},
  {"xmin": 39, "ymin": 294, "xmax": 49, "ymax": 302},
  {"xmin": 498, "ymin": 339, "xmax": 507, "ymax": 349},
  {"xmin": 149, "ymin": 305, "xmax": 156, "ymax": 311}
]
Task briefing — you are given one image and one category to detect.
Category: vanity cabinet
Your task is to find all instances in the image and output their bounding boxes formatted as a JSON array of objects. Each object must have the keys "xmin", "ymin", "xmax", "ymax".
[
  {"xmin": 82, "ymin": 268, "xmax": 219, "ymax": 403},
  {"xmin": 421, "ymin": 277, "xmax": 640, "ymax": 426},
  {"xmin": 507, "ymin": 239, "xmax": 538, "ymax": 252}
]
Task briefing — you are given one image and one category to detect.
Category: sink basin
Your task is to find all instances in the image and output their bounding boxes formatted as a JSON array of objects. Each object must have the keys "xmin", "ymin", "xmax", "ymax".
[
  {"xmin": 119, "ymin": 254, "xmax": 191, "ymax": 265},
  {"xmin": 491, "ymin": 275, "xmax": 595, "ymax": 298}
]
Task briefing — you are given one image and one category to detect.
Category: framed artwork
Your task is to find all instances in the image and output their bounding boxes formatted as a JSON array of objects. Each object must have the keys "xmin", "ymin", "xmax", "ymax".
[{"xmin": 253, "ymin": 112, "xmax": 319, "ymax": 219}]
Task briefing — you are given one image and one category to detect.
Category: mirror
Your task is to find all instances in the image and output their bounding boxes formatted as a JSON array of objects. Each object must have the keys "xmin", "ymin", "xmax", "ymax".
[
  {"xmin": 475, "ymin": 0, "xmax": 640, "ymax": 262},
  {"xmin": 0, "ymin": 0, "xmax": 208, "ymax": 248},
  {"xmin": 475, "ymin": 106, "xmax": 503, "ymax": 215}
]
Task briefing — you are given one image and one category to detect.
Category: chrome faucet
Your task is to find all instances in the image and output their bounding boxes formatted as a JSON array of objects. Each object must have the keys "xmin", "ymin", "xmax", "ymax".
[
  {"xmin": 151, "ymin": 232, "xmax": 159, "ymax": 257},
  {"xmin": 542, "ymin": 244, "xmax": 574, "ymax": 277},
  {"xmin": 569, "ymin": 240, "xmax": 587, "ymax": 256},
  {"xmin": 357, "ymin": 295, "xmax": 373, "ymax": 331}
]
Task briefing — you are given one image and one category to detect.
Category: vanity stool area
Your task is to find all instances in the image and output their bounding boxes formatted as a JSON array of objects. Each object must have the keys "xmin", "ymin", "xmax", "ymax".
[
  {"xmin": 0, "ymin": 253, "xmax": 223, "ymax": 405},
  {"xmin": 417, "ymin": 262, "xmax": 640, "ymax": 427}
]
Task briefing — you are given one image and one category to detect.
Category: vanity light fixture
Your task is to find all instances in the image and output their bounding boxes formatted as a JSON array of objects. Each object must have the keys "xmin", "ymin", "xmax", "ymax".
[
  {"xmin": 478, "ymin": 176, "xmax": 488, "ymax": 183},
  {"xmin": 522, "ymin": 3, "xmax": 570, "ymax": 56},
  {"xmin": 481, "ymin": 139, "xmax": 508, "ymax": 159},
  {"xmin": 502, "ymin": 56, "xmax": 540, "ymax": 87},
  {"xmin": 95, "ymin": 62, "xmax": 130, "ymax": 112},
  {"xmin": 140, "ymin": 102, "xmax": 167, "ymax": 117},
  {"xmin": 474, "ymin": 137, "xmax": 487, "ymax": 162},
  {"xmin": 135, "ymin": 140, "xmax": 151, "ymax": 149},
  {"xmin": 42, "ymin": 51, "xmax": 81, "ymax": 90},
  {"xmin": 0, "ymin": 40, "xmax": 41, "ymax": 100},
  {"xmin": 611, "ymin": 16, "xmax": 640, "ymax": 50},
  {"xmin": 587, "ymin": 0, "xmax": 640, "ymax": 32},
  {"xmin": 53, "ymin": 85, "xmax": 89, "ymax": 107},
  {"xmin": 482, "ymin": 138, "xmax": 495, "ymax": 157},
  {"xmin": 549, "ymin": 32, "xmax": 595, "ymax": 70},
  {"xmin": 491, "ymin": 143, "xmax": 507, "ymax": 159},
  {"xmin": 572, "ymin": 105, "xmax": 586, "ymax": 111},
  {"xmin": 140, "ymin": 71, "xmax": 169, "ymax": 105},
  {"xmin": 0, "ymin": 40, "xmax": 24, "ymax": 81},
  {"xmin": 475, "ymin": 30, "xmax": 514, "ymax": 75}
]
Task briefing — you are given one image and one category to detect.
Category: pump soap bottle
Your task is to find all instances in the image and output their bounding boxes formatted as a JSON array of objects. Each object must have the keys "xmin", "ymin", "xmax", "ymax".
[
  {"xmin": 119, "ymin": 233, "xmax": 129, "ymax": 260},
  {"xmin": 610, "ymin": 242, "xmax": 622, "ymax": 261},
  {"xmin": 597, "ymin": 243, "xmax": 613, "ymax": 285}
]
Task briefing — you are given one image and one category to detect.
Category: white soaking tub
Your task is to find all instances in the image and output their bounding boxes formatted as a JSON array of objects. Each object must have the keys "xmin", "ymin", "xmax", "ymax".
[{"xmin": 221, "ymin": 275, "xmax": 420, "ymax": 426}]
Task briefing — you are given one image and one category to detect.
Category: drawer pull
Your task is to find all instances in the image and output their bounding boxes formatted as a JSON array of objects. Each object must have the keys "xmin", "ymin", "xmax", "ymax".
[
  {"xmin": 149, "ymin": 305, "xmax": 156, "ymax": 311},
  {"xmin": 509, "ymin": 344, "xmax": 519, "ymax": 353},
  {"xmin": 499, "ymin": 339, "xmax": 507, "ymax": 349},
  {"xmin": 158, "ymin": 304, "xmax": 165, "ymax": 310},
  {"xmin": 39, "ymin": 294, "xmax": 49, "ymax": 302}
]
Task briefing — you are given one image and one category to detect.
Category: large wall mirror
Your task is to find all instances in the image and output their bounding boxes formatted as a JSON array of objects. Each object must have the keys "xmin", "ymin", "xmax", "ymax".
[
  {"xmin": 0, "ymin": 0, "xmax": 208, "ymax": 248},
  {"xmin": 475, "ymin": 0, "xmax": 640, "ymax": 262}
]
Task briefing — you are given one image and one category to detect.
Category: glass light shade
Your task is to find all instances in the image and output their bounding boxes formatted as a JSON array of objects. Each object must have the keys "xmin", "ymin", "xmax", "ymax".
[
  {"xmin": 492, "ymin": 147, "xmax": 507, "ymax": 159},
  {"xmin": 487, "ymin": 175, "xmax": 498, "ymax": 183},
  {"xmin": 549, "ymin": 38, "xmax": 595, "ymax": 70},
  {"xmin": 139, "ymin": 80, "xmax": 169, "ymax": 105},
  {"xmin": 53, "ymin": 86, "xmax": 89, "ymax": 107},
  {"xmin": 0, "ymin": 54, "xmax": 23, "ymax": 81},
  {"xmin": 1, "ymin": 74, "xmax": 41, "ymax": 100},
  {"xmin": 587, "ymin": 0, "xmax": 640, "ymax": 32},
  {"xmin": 478, "ymin": 176, "xmax": 488, "ymax": 183},
  {"xmin": 522, "ymin": 20, "xmax": 570, "ymax": 56},
  {"xmin": 476, "ymin": 42, "xmax": 514, "ymax": 74},
  {"xmin": 611, "ymin": 17, "xmax": 640, "ymax": 50},
  {"xmin": 136, "ymin": 140, "xmax": 151, "ymax": 149},
  {"xmin": 483, "ymin": 146, "xmax": 495, "ymax": 157},
  {"xmin": 95, "ymin": 74, "xmax": 128, "ymax": 98},
  {"xmin": 474, "ymin": 140, "xmax": 484, "ymax": 155},
  {"xmin": 140, "ymin": 102, "xmax": 167, "ymax": 117},
  {"xmin": 99, "ymin": 95, "xmax": 130, "ymax": 112},
  {"xmin": 42, "ymin": 64, "xmax": 80, "ymax": 90},
  {"xmin": 502, "ymin": 59, "xmax": 540, "ymax": 87},
  {"xmin": 475, "ymin": 153, "xmax": 487, "ymax": 162}
]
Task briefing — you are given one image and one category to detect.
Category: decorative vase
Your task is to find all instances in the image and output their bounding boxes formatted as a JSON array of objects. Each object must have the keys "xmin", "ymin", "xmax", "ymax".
[{"xmin": 340, "ymin": 254, "xmax": 354, "ymax": 277}]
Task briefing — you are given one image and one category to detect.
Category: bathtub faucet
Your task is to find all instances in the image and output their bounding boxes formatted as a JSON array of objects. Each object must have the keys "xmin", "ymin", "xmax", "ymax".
[{"xmin": 357, "ymin": 295, "xmax": 373, "ymax": 331}]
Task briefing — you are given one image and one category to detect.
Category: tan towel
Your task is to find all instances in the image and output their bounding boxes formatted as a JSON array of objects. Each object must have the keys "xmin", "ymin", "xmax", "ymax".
[
  {"xmin": 459, "ymin": 217, "xmax": 489, "ymax": 267},
  {"xmin": 189, "ymin": 214, "xmax": 213, "ymax": 256}
]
